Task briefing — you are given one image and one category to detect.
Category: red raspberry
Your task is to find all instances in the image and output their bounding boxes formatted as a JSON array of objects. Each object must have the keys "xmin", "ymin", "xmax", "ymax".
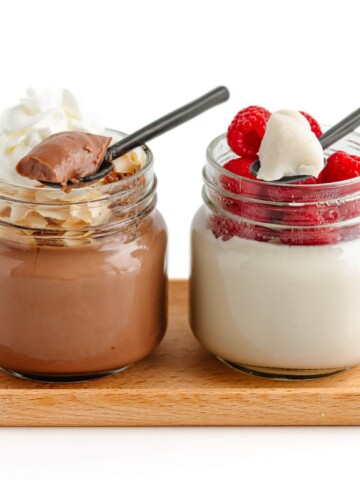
[
  {"xmin": 280, "ymin": 190, "xmax": 341, "ymax": 245},
  {"xmin": 282, "ymin": 204, "xmax": 325, "ymax": 227},
  {"xmin": 227, "ymin": 106, "xmax": 271, "ymax": 159},
  {"xmin": 280, "ymin": 227, "xmax": 340, "ymax": 246},
  {"xmin": 317, "ymin": 151, "xmax": 360, "ymax": 183},
  {"xmin": 221, "ymin": 157, "xmax": 261, "ymax": 215},
  {"xmin": 219, "ymin": 158, "xmax": 274, "ymax": 228},
  {"xmin": 223, "ymin": 158, "xmax": 256, "ymax": 179},
  {"xmin": 294, "ymin": 177, "xmax": 318, "ymax": 185},
  {"xmin": 221, "ymin": 158, "xmax": 256, "ymax": 194},
  {"xmin": 210, "ymin": 214, "xmax": 275, "ymax": 243},
  {"xmin": 280, "ymin": 197, "xmax": 340, "ymax": 245},
  {"xmin": 211, "ymin": 215, "xmax": 241, "ymax": 241},
  {"xmin": 300, "ymin": 111, "xmax": 323, "ymax": 137}
]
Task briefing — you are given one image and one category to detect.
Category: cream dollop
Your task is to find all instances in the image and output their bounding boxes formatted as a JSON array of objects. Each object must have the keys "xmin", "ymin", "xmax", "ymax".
[
  {"xmin": 0, "ymin": 87, "xmax": 105, "ymax": 186},
  {"xmin": 257, "ymin": 109, "xmax": 324, "ymax": 181}
]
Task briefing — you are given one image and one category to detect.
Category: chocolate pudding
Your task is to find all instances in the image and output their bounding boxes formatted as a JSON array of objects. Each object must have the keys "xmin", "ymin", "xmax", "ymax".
[
  {"xmin": 0, "ymin": 211, "xmax": 167, "ymax": 379},
  {"xmin": 0, "ymin": 117, "xmax": 167, "ymax": 381},
  {"xmin": 16, "ymin": 131, "xmax": 112, "ymax": 184}
]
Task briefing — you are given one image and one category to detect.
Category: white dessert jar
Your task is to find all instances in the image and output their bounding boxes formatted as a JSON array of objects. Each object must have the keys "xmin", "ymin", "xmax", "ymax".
[{"xmin": 190, "ymin": 132, "xmax": 360, "ymax": 380}]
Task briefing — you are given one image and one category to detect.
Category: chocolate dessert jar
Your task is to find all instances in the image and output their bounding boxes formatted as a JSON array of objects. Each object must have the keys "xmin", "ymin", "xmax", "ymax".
[
  {"xmin": 190, "ymin": 132, "xmax": 360, "ymax": 380},
  {"xmin": 0, "ymin": 137, "xmax": 167, "ymax": 382}
]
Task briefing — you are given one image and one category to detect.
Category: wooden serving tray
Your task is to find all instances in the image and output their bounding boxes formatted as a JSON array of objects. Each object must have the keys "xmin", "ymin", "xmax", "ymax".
[{"xmin": 1, "ymin": 280, "xmax": 360, "ymax": 426}]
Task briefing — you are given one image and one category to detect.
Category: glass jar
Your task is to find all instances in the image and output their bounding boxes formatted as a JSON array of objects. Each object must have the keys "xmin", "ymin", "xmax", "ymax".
[
  {"xmin": 0, "ymin": 133, "xmax": 167, "ymax": 382},
  {"xmin": 190, "ymin": 132, "xmax": 360, "ymax": 380}
]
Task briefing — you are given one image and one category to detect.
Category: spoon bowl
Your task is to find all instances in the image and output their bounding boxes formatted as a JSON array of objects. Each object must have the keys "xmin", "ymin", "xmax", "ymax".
[
  {"xmin": 249, "ymin": 160, "xmax": 313, "ymax": 184},
  {"xmin": 39, "ymin": 160, "xmax": 114, "ymax": 189}
]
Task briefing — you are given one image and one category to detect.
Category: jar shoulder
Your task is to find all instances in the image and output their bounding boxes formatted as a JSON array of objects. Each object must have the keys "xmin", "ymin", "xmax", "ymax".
[
  {"xmin": 152, "ymin": 208, "xmax": 168, "ymax": 235},
  {"xmin": 191, "ymin": 205, "xmax": 208, "ymax": 231}
]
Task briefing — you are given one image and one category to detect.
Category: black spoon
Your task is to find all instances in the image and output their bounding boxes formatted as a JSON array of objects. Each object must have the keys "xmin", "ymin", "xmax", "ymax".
[
  {"xmin": 250, "ymin": 107, "xmax": 360, "ymax": 183},
  {"xmin": 40, "ymin": 86, "xmax": 230, "ymax": 188}
]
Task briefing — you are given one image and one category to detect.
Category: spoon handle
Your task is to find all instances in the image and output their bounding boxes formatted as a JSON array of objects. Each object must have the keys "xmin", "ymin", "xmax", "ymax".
[
  {"xmin": 320, "ymin": 107, "xmax": 360, "ymax": 150},
  {"xmin": 106, "ymin": 86, "xmax": 230, "ymax": 161}
]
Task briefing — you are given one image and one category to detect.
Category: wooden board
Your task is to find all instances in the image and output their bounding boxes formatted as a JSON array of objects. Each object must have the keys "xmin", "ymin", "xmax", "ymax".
[{"xmin": 1, "ymin": 280, "xmax": 360, "ymax": 426}]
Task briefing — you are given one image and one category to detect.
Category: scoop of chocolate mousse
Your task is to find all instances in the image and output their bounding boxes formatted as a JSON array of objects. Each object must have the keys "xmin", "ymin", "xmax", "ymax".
[{"xmin": 16, "ymin": 131, "xmax": 112, "ymax": 185}]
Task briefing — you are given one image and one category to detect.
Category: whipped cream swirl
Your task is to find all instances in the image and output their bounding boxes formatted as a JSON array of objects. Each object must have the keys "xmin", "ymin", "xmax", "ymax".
[{"xmin": 0, "ymin": 87, "xmax": 105, "ymax": 186}]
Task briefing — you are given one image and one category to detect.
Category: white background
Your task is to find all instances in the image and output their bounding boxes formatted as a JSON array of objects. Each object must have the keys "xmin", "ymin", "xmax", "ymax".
[{"xmin": 1, "ymin": 0, "xmax": 360, "ymax": 478}]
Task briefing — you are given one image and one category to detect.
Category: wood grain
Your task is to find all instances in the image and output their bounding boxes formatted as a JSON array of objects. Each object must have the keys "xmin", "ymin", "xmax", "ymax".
[{"xmin": 2, "ymin": 280, "xmax": 360, "ymax": 426}]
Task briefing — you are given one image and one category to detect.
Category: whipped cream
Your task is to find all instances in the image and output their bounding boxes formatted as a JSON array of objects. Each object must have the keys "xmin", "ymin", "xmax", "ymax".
[
  {"xmin": 257, "ymin": 109, "xmax": 324, "ymax": 181},
  {"xmin": 0, "ymin": 88, "xmax": 105, "ymax": 186}
]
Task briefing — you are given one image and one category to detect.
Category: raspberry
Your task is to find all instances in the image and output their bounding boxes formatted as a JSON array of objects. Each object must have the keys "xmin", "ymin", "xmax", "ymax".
[
  {"xmin": 280, "ymin": 227, "xmax": 340, "ymax": 246},
  {"xmin": 227, "ymin": 106, "xmax": 271, "ymax": 159},
  {"xmin": 300, "ymin": 111, "xmax": 323, "ymax": 137},
  {"xmin": 282, "ymin": 204, "xmax": 325, "ymax": 227},
  {"xmin": 221, "ymin": 158, "xmax": 259, "ymax": 206},
  {"xmin": 317, "ymin": 151, "xmax": 360, "ymax": 183},
  {"xmin": 220, "ymin": 158, "xmax": 275, "ymax": 228},
  {"xmin": 210, "ymin": 214, "xmax": 275, "ymax": 243},
  {"xmin": 294, "ymin": 176, "xmax": 318, "ymax": 185},
  {"xmin": 221, "ymin": 158, "xmax": 256, "ymax": 194},
  {"xmin": 280, "ymin": 198, "xmax": 340, "ymax": 245}
]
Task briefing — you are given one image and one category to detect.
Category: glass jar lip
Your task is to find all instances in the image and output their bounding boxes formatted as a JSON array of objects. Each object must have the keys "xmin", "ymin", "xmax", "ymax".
[
  {"xmin": 0, "ymin": 129, "xmax": 154, "ymax": 206},
  {"xmin": 206, "ymin": 131, "xmax": 360, "ymax": 189}
]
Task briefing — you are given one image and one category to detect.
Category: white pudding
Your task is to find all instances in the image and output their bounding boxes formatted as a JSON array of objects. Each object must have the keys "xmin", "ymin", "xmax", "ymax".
[{"xmin": 190, "ymin": 207, "xmax": 360, "ymax": 371}]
